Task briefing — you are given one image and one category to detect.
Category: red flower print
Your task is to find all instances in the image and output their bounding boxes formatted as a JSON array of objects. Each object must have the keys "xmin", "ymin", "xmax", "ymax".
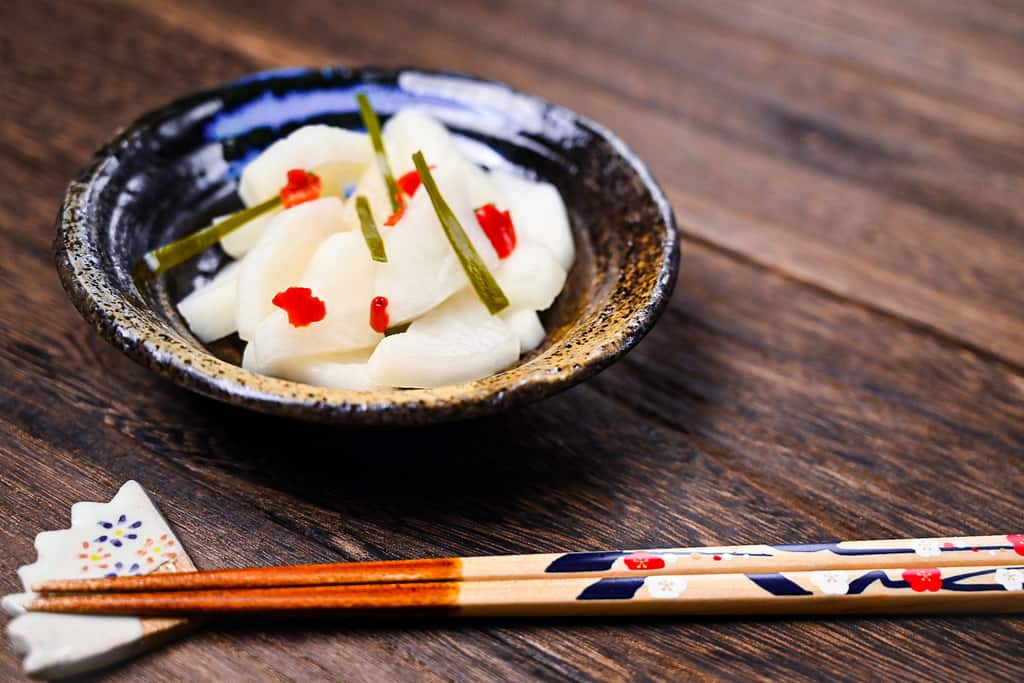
[
  {"xmin": 272, "ymin": 287, "xmax": 327, "ymax": 327},
  {"xmin": 903, "ymin": 568, "xmax": 942, "ymax": 592},
  {"xmin": 136, "ymin": 533, "xmax": 178, "ymax": 565},
  {"xmin": 1007, "ymin": 534, "xmax": 1024, "ymax": 556},
  {"xmin": 623, "ymin": 552, "xmax": 666, "ymax": 571},
  {"xmin": 77, "ymin": 541, "xmax": 112, "ymax": 573}
]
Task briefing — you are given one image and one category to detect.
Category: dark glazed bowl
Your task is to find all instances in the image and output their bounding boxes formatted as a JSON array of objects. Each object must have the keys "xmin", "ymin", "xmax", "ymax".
[{"xmin": 55, "ymin": 67, "xmax": 678, "ymax": 425}]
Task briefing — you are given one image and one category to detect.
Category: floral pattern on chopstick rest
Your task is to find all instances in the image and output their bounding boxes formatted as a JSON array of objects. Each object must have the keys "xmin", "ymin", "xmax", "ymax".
[{"xmin": 2, "ymin": 480, "xmax": 195, "ymax": 680}]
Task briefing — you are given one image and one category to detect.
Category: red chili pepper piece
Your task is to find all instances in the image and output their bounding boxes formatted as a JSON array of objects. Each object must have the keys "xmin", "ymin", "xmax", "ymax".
[
  {"xmin": 279, "ymin": 169, "xmax": 322, "ymax": 208},
  {"xmin": 271, "ymin": 287, "xmax": 327, "ymax": 327},
  {"xmin": 396, "ymin": 169, "xmax": 423, "ymax": 198},
  {"xmin": 395, "ymin": 165, "xmax": 436, "ymax": 198},
  {"xmin": 385, "ymin": 166, "xmax": 438, "ymax": 226},
  {"xmin": 383, "ymin": 197, "xmax": 406, "ymax": 227},
  {"xmin": 370, "ymin": 296, "xmax": 390, "ymax": 333},
  {"xmin": 474, "ymin": 203, "xmax": 516, "ymax": 259}
]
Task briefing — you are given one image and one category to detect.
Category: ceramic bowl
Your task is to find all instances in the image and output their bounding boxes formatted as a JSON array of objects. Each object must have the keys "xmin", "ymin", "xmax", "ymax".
[{"xmin": 54, "ymin": 67, "xmax": 678, "ymax": 425}]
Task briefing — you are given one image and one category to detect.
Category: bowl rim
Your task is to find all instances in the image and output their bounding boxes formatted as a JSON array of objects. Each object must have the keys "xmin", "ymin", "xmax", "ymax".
[{"xmin": 54, "ymin": 66, "xmax": 679, "ymax": 425}]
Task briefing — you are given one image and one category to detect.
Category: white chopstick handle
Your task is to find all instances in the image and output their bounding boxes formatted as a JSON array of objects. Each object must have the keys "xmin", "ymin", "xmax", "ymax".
[{"xmin": 457, "ymin": 565, "xmax": 1024, "ymax": 617}]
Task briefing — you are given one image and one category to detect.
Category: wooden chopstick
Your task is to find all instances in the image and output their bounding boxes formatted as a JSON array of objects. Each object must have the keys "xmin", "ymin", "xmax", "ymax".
[
  {"xmin": 33, "ymin": 534, "xmax": 1024, "ymax": 594},
  {"xmin": 27, "ymin": 564, "xmax": 1024, "ymax": 618}
]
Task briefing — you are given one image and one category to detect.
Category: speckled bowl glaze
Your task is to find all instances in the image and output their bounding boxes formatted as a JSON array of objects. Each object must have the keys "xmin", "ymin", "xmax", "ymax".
[{"xmin": 55, "ymin": 67, "xmax": 678, "ymax": 425}]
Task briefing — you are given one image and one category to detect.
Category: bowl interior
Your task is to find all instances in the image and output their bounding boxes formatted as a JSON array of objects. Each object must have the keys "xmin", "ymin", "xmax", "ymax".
[{"xmin": 57, "ymin": 67, "xmax": 677, "ymax": 424}]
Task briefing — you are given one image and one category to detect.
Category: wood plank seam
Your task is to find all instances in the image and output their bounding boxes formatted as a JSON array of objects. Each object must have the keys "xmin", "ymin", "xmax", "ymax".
[{"xmin": 677, "ymin": 233, "xmax": 1024, "ymax": 377}]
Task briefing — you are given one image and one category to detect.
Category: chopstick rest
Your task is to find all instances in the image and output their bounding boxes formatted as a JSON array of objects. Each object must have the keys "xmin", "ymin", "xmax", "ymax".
[{"xmin": 2, "ymin": 481, "xmax": 196, "ymax": 679}]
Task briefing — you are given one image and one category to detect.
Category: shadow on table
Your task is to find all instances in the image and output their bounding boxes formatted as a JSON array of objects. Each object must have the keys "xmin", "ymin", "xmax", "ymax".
[
  {"xmin": 168, "ymin": 380, "xmax": 659, "ymax": 540},
  {"xmin": 97, "ymin": 267, "xmax": 723, "ymax": 558},
  {"xmin": 137, "ymin": 270, "xmax": 724, "ymax": 540}
]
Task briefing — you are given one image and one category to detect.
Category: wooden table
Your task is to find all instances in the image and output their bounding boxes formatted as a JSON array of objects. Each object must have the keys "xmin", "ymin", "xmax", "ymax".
[{"xmin": 3, "ymin": 1, "xmax": 1023, "ymax": 680}]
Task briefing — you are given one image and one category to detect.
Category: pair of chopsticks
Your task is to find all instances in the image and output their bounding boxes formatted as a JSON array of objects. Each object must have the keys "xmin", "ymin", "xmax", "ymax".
[{"xmin": 28, "ymin": 534, "xmax": 1024, "ymax": 618}]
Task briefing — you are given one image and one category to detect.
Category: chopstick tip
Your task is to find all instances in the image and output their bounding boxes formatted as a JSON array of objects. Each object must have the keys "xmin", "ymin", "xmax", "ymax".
[{"xmin": 31, "ymin": 579, "xmax": 74, "ymax": 594}]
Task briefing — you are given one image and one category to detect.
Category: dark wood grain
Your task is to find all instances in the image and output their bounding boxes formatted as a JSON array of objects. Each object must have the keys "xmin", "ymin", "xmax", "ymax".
[{"xmin": 2, "ymin": 0, "xmax": 1023, "ymax": 680}]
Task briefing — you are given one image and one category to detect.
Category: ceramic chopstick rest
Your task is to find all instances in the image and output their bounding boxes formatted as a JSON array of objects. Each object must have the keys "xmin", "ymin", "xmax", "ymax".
[{"xmin": 3, "ymin": 481, "xmax": 196, "ymax": 679}]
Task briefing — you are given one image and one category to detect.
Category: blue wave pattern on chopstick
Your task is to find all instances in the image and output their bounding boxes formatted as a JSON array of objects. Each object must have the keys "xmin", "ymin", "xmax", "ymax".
[
  {"xmin": 573, "ymin": 567, "xmax": 1024, "ymax": 600},
  {"xmin": 545, "ymin": 552, "xmax": 622, "ymax": 573},
  {"xmin": 548, "ymin": 536, "xmax": 1024, "ymax": 574},
  {"xmin": 559, "ymin": 536, "xmax": 1024, "ymax": 599},
  {"xmin": 577, "ymin": 578, "xmax": 646, "ymax": 600},
  {"xmin": 545, "ymin": 550, "xmax": 772, "ymax": 573},
  {"xmin": 772, "ymin": 542, "xmax": 1014, "ymax": 556},
  {"xmin": 751, "ymin": 566, "xmax": 1024, "ymax": 597},
  {"xmin": 745, "ymin": 574, "xmax": 813, "ymax": 596}
]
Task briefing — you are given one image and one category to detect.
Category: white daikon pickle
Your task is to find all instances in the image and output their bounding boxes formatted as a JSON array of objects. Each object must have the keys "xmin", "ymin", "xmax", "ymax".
[
  {"xmin": 219, "ymin": 211, "xmax": 275, "ymax": 260},
  {"xmin": 386, "ymin": 110, "xmax": 498, "ymax": 208},
  {"xmin": 500, "ymin": 309, "xmax": 545, "ymax": 353},
  {"xmin": 242, "ymin": 231, "xmax": 381, "ymax": 374},
  {"xmin": 238, "ymin": 124, "xmax": 372, "ymax": 206},
  {"xmin": 369, "ymin": 290, "xmax": 520, "ymax": 388},
  {"xmin": 177, "ymin": 261, "xmax": 241, "ymax": 343},
  {"xmin": 171, "ymin": 107, "xmax": 576, "ymax": 392},
  {"xmin": 205, "ymin": 211, "xmax": 272, "ymax": 261},
  {"xmin": 235, "ymin": 197, "xmax": 342, "ymax": 341},
  {"xmin": 373, "ymin": 164, "xmax": 498, "ymax": 325},
  {"xmin": 336, "ymin": 162, "xmax": 392, "ymax": 233},
  {"xmin": 265, "ymin": 349, "xmax": 376, "ymax": 391},
  {"xmin": 336, "ymin": 108, "xmax": 486, "ymax": 233},
  {"xmin": 384, "ymin": 109, "xmax": 465, "ymax": 178},
  {"xmin": 495, "ymin": 241, "xmax": 567, "ymax": 312},
  {"xmin": 224, "ymin": 125, "xmax": 372, "ymax": 256},
  {"xmin": 490, "ymin": 170, "xmax": 574, "ymax": 270}
]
